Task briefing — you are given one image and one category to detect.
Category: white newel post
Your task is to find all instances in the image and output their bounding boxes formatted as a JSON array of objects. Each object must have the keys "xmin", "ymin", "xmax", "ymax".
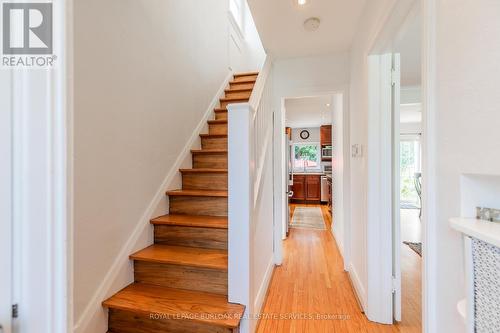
[{"xmin": 228, "ymin": 103, "xmax": 254, "ymax": 333}]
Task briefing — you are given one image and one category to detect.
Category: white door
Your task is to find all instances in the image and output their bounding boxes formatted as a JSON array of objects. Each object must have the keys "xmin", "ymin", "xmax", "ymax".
[
  {"xmin": 391, "ymin": 53, "xmax": 402, "ymax": 322},
  {"xmin": 0, "ymin": 70, "xmax": 13, "ymax": 333}
]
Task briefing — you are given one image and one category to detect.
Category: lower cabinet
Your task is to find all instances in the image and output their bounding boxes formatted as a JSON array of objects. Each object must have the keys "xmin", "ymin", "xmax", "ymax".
[{"xmin": 292, "ymin": 175, "xmax": 321, "ymax": 202}]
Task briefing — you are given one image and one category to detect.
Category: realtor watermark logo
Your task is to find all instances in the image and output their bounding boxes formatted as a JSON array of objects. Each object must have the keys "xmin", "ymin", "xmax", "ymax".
[{"xmin": 2, "ymin": 2, "xmax": 56, "ymax": 67}]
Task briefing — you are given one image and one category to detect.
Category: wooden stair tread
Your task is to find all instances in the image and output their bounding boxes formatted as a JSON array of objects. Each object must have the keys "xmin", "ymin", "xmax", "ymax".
[
  {"xmin": 130, "ymin": 244, "xmax": 227, "ymax": 270},
  {"xmin": 225, "ymin": 87, "xmax": 253, "ymax": 93},
  {"xmin": 166, "ymin": 189, "xmax": 228, "ymax": 197},
  {"xmin": 220, "ymin": 97, "xmax": 249, "ymax": 102},
  {"xmin": 151, "ymin": 214, "xmax": 228, "ymax": 229},
  {"xmin": 234, "ymin": 71, "xmax": 259, "ymax": 77},
  {"xmin": 103, "ymin": 283, "xmax": 244, "ymax": 328},
  {"xmin": 180, "ymin": 168, "xmax": 228, "ymax": 173},
  {"xmin": 229, "ymin": 77, "xmax": 256, "ymax": 84},
  {"xmin": 190, "ymin": 149, "xmax": 227, "ymax": 154}
]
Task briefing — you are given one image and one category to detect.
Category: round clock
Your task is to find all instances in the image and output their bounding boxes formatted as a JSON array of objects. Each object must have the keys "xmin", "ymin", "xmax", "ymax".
[{"xmin": 299, "ymin": 130, "xmax": 310, "ymax": 140}]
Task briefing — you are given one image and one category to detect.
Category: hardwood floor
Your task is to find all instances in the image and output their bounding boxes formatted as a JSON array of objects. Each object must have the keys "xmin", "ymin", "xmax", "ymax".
[
  {"xmin": 399, "ymin": 209, "xmax": 422, "ymax": 333},
  {"xmin": 257, "ymin": 203, "xmax": 421, "ymax": 333}
]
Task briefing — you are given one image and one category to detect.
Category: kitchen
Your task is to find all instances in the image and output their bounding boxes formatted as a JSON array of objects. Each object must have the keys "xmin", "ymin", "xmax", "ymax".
[{"xmin": 284, "ymin": 95, "xmax": 334, "ymax": 233}]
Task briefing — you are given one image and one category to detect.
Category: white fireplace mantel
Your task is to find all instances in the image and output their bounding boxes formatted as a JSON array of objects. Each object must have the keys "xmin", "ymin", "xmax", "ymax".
[{"xmin": 450, "ymin": 217, "xmax": 500, "ymax": 248}]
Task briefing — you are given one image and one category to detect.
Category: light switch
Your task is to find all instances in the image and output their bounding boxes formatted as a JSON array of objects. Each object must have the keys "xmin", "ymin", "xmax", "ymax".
[{"xmin": 351, "ymin": 144, "xmax": 362, "ymax": 158}]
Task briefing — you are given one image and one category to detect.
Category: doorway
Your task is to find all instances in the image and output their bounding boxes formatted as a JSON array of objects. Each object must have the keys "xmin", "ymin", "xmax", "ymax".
[
  {"xmin": 365, "ymin": 0, "xmax": 424, "ymax": 330},
  {"xmin": 274, "ymin": 91, "xmax": 350, "ymax": 268}
]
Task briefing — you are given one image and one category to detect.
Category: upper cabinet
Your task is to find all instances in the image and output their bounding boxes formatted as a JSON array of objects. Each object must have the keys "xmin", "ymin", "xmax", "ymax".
[{"xmin": 320, "ymin": 125, "xmax": 332, "ymax": 146}]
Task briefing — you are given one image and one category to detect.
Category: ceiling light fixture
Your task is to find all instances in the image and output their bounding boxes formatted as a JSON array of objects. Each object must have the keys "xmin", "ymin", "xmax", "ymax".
[
  {"xmin": 326, "ymin": 103, "xmax": 331, "ymax": 107},
  {"xmin": 297, "ymin": 0, "xmax": 307, "ymax": 5}
]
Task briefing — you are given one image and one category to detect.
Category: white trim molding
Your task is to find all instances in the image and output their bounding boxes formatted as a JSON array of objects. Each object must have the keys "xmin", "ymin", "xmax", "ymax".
[{"xmin": 421, "ymin": 1, "xmax": 437, "ymax": 332}]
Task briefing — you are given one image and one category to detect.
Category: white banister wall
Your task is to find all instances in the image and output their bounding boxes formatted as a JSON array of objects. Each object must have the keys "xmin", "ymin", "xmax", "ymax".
[{"xmin": 228, "ymin": 56, "xmax": 274, "ymax": 333}]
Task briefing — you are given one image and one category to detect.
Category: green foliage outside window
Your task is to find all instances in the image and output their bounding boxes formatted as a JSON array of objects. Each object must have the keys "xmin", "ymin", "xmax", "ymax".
[{"xmin": 293, "ymin": 144, "xmax": 320, "ymax": 170}]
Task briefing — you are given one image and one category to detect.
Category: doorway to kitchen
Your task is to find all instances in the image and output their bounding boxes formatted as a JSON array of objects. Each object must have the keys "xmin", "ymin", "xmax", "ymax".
[
  {"xmin": 274, "ymin": 90, "xmax": 350, "ymax": 267},
  {"xmin": 284, "ymin": 95, "xmax": 333, "ymax": 236}
]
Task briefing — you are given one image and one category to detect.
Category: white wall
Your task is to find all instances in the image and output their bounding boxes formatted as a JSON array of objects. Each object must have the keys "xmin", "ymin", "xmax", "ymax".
[
  {"xmin": 332, "ymin": 93, "xmax": 346, "ymax": 256},
  {"xmin": 348, "ymin": 0, "xmax": 398, "ymax": 310},
  {"xmin": 73, "ymin": 1, "xmax": 265, "ymax": 332},
  {"xmin": 273, "ymin": 53, "xmax": 350, "ymax": 100},
  {"xmin": 250, "ymin": 141, "xmax": 275, "ymax": 332},
  {"xmin": 290, "ymin": 127, "xmax": 320, "ymax": 143},
  {"xmin": 432, "ymin": 1, "xmax": 500, "ymax": 332},
  {"xmin": 401, "ymin": 86, "xmax": 421, "ymax": 104}
]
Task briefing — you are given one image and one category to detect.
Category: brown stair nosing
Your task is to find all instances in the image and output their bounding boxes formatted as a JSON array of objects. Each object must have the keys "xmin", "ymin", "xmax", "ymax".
[
  {"xmin": 190, "ymin": 149, "xmax": 228, "ymax": 154},
  {"xmin": 200, "ymin": 133, "xmax": 227, "ymax": 138},
  {"xmin": 207, "ymin": 119, "xmax": 227, "ymax": 125},
  {"xmin": 151, "ymin": 214, "xmax": 228, "ymax": 229},
  {"xmin": 166, "ymin": 189, "xmax": 228, "ymax": 197},
  {"xmin": 130, "ymin": 244, "xmax": 228, "ymax": 271},
  {"xmin": 233, "ymin": 71, "xmax": 259, "ymax": 77},
  {"xmin": 102, "ymin": 283, "xmax": 244, "ymax": 329},
  {"xmin": 180, "ymin": 168, "xmax": 228, "ymax": 173},
  {"xmin": 214, "ymin": 108, "xmax": 227, "ymax": 113}
]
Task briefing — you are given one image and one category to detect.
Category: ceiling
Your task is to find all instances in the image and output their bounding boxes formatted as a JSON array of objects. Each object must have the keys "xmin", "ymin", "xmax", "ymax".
[
  {"xmin": 248, "ymin": 0, "xmax": 367, "ymax": 59},
  {"xmin": 394, "ymin": 12, "xmax": 421, "ymax": 86},
  {"xmin": 285, "ymin": 95, "xmax": 333, "ymax": 128}
]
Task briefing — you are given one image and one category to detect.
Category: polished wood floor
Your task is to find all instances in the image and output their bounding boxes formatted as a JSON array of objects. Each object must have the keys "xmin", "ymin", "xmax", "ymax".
[
  {"xmin": 399, "ymin": 209, "xmax": 422, "ymax": 333},
  {"xmin": 256, "ymin": 204, "xmax": 421, "ymax": 333}
]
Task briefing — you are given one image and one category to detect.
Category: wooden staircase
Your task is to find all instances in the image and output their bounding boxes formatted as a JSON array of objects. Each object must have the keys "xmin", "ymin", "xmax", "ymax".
[{"xmin": 102, "ymin": 72, "xmax": 258, "ymax": 333}]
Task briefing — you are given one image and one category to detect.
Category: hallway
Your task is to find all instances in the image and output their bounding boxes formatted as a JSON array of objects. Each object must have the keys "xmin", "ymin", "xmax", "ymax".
[{"xmin": 256, "ymin": 205, "xmax": 401, "ymax": 332}]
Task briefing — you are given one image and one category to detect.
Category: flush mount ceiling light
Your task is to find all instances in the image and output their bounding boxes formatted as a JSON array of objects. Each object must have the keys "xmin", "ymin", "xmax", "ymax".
[
  {"xmin": 292, "ymin": 0, "xmax": 309, "ymax": 8},
  {"xmin": 304, "ymin": 17, "xmax": 320, "ymax": 32},
  {"xmin": 326, "ymin": 103, "xmax": 331, "ymax": 107}
]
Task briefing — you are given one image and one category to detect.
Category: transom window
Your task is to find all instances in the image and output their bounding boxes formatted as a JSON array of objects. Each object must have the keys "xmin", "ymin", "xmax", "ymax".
[{"xmin": 293, "ymin": 143, "xmax": 321, "ymax": 172}]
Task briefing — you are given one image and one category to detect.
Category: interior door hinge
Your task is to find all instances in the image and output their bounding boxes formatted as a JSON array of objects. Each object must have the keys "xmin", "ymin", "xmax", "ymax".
[
  {"xmin": 391, "ymin": 69, "xmax": 398, "ymax": 86},
  {"xmin": 391, "ymin": 277, "xmax": 397, "ymax": 293},
  {"xmin": 12, "ymin": 304, "xmax": 18, "ymax": 318}
]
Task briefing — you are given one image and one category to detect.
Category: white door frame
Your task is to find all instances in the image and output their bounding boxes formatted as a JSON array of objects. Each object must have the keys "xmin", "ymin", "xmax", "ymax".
[
  {"xmin": 273, "ymin": 86, "xmax": 351, "ymax": 270},
  {"xmin": 1, "ymin": 66, "xmax": 14, "ymax": 333},
  {"xmin": 366, "ymin": 53, "xmax": 395, "ymax": 324},
  {"xmin": 365, "ymin": 0, "xmax": 437, "ymax": 331},
  {"xmin": 5, "ymin": 1, "xmax": 73, "ymax": 332}
]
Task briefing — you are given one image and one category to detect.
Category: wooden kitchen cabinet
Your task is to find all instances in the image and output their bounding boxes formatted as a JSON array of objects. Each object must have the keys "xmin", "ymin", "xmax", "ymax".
[
  {"xmin": 291, "ymin": 175, "xmax": 305, "ymax": 200},
  {"xmin": 306, "ymin": 175, "xmax": 321, "ymax": 201},
  {"xmin": 320, "ymin": 125, "xmax": 332, "ymax": 146},
  {"xmin": 291, "ymin": 175, "xmax": 321, "ymax": 202}
]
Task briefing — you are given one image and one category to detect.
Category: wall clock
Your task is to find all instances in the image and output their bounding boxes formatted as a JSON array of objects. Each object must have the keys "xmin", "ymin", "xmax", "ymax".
[{"xmin": 299, "ymin": 130, "xmax": 310, "ymax": 140}]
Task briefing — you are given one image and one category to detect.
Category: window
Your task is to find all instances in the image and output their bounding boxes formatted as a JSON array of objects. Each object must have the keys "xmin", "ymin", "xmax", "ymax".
[
  {"xmin": 400, "ymin": 136, "xmax": 422, "ymax": 206},
  {"xmin": 293, "ymin": 143, "xmax": 321, "ymax": 172},
  {"xmin": 229, "ymin": 0, "xmax": 244, "ymax": 31}
]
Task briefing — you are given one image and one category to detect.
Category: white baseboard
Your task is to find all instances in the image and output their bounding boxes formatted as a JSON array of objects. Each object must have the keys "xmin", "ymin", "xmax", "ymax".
[
  {"xmin": 73, "ymin": 71, "xmax": 234, "ymax": 333},
  {"xmin": 331, "ymin": 225, "xmax": 345, "ymax": 259},
  {"xmin": 348, "ymin": 262, "xmax": 367, "ymax": 312},
  {"xmin": 253, "ymin": 257, "xmax": 275, "ymax": 314}
]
